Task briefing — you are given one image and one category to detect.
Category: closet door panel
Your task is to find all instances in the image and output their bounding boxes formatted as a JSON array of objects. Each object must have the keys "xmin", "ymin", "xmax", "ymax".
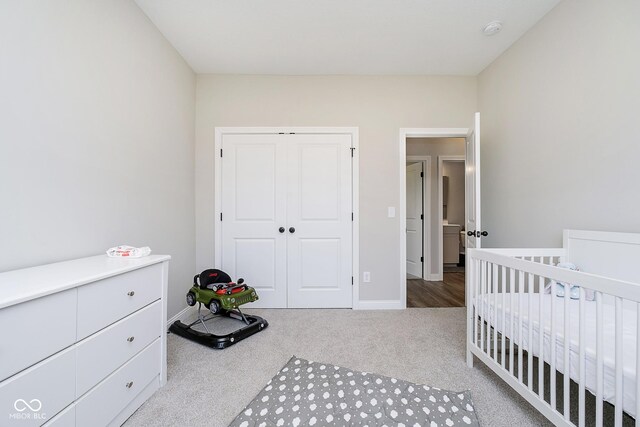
[
  {"xmin": 286, "ymin": 134, "xmax": 353, "ymax": 308},
  {"xmin": 221, "ymin": 134, "xmax": 287, "ymax": 308},
  {"xmin": 299, "ymin": 238, "xmax": 341, "ymax": 288}
]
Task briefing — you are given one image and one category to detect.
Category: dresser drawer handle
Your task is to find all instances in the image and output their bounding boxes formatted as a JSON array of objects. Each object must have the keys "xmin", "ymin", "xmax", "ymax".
[
  {"xmin": 127, "ymin": 336, "xmax": 135, "ymax": 343},
  {"xmin": 127, "ymin": 291, "xmax": 135, "ymax": 297},
  {"xmin": 126, "ymin": 381, "xmax": 134, "ymax": 389}
]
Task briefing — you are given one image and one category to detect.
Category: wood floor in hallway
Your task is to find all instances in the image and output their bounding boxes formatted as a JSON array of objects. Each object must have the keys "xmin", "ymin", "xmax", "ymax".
[{"xmin": 407, "ymin": 272, "xmax": 465, "ymax": 308}]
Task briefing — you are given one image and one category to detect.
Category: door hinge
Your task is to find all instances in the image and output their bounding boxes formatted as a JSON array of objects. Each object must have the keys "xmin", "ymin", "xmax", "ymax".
[
  {"xmin": 220, "ymin": 212, "xmax": 222, "ymax": 221},
  {"xmin": 350, "ymin": 147, "xmax": 355, "ymax": 157},
  {"xmin": 220, "ymin": 148, "xmax": 223, "ymax": 157},
  {"xmin": 420, "ymin": 171, "xmax": 423, "ymax": 178},
  {"xmin": 351, "ymin": 276, "xmax": 354, "ymax": 285},
  {"xmin": 351, "ymin": 212, "xmax": 354, "ymax": 221},
  {"xmin": 420, "ymin": 256, "xmax": 424, "ymax": 262},
  {"xmin": 420, "ymin": 214, "xmax": 423, "ymax": 220}
]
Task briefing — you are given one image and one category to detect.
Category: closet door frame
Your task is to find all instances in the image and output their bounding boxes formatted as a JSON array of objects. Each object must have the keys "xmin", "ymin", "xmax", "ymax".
[{"xmin": 214, "ymin": 127, "xmax": 360, "ymax": 309}]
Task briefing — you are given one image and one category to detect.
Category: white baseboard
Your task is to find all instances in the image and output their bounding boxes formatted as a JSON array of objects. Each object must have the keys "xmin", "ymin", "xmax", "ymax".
[
  {"xmin": 166, "ymin": 305, "xmax": 196, "ymax": 328},
  {"xmin": 354, "ymin": 299, "xmax": 404, "ymax": 310},
  {"xmin": 426, "ymin": 273, "xmax": 443, "ymax": 281},
  {"xmin": 169, "ymin": 301, "xmax": 405, "ymax": 316}
]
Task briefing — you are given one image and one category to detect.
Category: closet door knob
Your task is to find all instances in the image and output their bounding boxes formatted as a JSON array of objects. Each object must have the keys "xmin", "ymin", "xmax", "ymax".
[
  {"xmin": 127, "ymin": 336, "xmax": 135, "ymax": 342},
  {"xmin": 480, "ymin": 231, "xmax": 489, "ymax": 237},
  {"xmin": 279, "ymin": 227, "xmax": 285, "ymax": 233},
  {"xmin": 467, "ymin": 231, "xmax": 475, "ymax": 237},
  {"xmin": 127, "ymin": 291, "xmax": 135, "ymax": 297},
  {"xmin": 126, "ymin": 381, "xmax": 134, "ymax": 389},
  {"xmin": 289, "ymin": 227, "xmax": 296, "ymax": 234}
]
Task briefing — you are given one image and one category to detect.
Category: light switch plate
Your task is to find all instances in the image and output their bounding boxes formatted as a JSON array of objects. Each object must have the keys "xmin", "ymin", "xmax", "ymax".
[
  {"xmin": 363, "ymin": 272, "xmax": 371, "ymax": 283},
  {"xmin": 388, "ymin": 207, "xmax": 395, "ymax": 218}
]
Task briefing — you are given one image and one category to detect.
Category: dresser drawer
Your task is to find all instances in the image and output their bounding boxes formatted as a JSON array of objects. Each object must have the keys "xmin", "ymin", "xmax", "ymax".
[
  {"xmin": 0, "ymin": 346, "xmax": 75, "ymax": 427},
  {"xmin": 76, "ymin": 339, "xmax": 161, "ymax": 427},
  {"xmin": 77, "ymin": 264, "xmax": 162, "ymax": 339},
  {"xmin": 41, "ymin": 404, "xmax": 75, "ymax": 427},
  {"xmin": 76, "ymin": 300, "xmax": 161, "ymax": 397},
  {"xmin": 0, "ymin": 289, "xmax": 76, "ymax": 381}
]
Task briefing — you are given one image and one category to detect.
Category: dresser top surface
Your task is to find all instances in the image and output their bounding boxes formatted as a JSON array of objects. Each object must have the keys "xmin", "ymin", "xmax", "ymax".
[{"xmin": 0, "ymin": 254, "xmax": 170, "ymax": 309}]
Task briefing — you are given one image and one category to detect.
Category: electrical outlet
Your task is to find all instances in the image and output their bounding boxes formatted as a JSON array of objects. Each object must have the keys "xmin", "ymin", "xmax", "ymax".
[
  {"xmin": 363, "ymin": 272, "xmax": 371, "ymax": 283},
  {"xmin": 388, "ymin": 207, "xmax": 396, "ymax": 218}
]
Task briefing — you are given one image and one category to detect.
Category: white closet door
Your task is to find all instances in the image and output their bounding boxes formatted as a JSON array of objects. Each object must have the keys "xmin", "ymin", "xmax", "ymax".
[
  {"xmin": 406, "ymin": 162, "xmax": 423, "ymax": 278},
  {"xmin": 286, "ymin": 134, "xmax": 353, "ymax": 308},
  {"xmin": 221, "ymin": 134, "xmax": 287, "ymax": 308}
]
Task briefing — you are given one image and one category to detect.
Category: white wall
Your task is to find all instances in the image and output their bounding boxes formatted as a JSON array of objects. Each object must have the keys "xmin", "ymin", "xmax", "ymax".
[
  {"xmin": 478, "ymin": 0, "xmax": 640, "ymax": 248},
  {"xmin": 0, "ymin": 1, "xmax": 196, "ymax": 318},
  {"xmin": 196, "ymin": 75, "xmax": 477, "ymax": 302},
  {"xmin": 406, "ymin": 138, "xmax": 465, "ymax": 277}
]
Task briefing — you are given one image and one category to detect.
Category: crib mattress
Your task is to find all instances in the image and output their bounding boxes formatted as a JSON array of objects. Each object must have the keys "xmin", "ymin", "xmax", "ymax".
[{"xmin": 475, "ymin": 293, "xmax": 638, "ymax": 417}]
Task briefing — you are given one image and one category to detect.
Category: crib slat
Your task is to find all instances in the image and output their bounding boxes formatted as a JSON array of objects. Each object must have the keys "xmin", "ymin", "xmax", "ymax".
[
  {"xmin": 538, "ymin": 274, "xmax": 544, "ymax": 399},
  {"xmin": 486, "ymin": 262, "xmax": 491, "ymax": 354},
  {"xmin": 596, "ymin": 292, "xmax": 603, "ymax": 427},
  {"xmin": 518, "ymin": 270, "xmax": 524, "ymax": 383},
  {"xmin": 493, "ymin": 263, "xmax": 498, "ymax": 361},
  {"xmin": 550, "ymin": 274, "xmax": 557, "ymax": 411},
  {"xmin": 474, "ymin": 258, "xmax": 480, "ymax": 349},
  {"xmin": 563, "ymin": 287, "xmax": 570, "ymax": 420},
  {"xmin": 501, "ymin": 265, "xmax": 507, "ymax": 369},
  {"xmin": 615, "ymin": 296, "xmax": 623, "ymax": 425},
  {"xmin": 636, "ymin": 301, "xmax": 640, "ymax": 427},
  {"xmin": 509, "ymin": 268, "xmax": 515, "ymax": 376},
  {"xmin": 471, "ymin": 258, "xmax": 475, "ymax": 349},
  {"xmin": 528, "ymin": 273, "xmax": 534, "ymax": 391},
  {"xmin": 480, "ymin": 261, "xmax": 486, "ymax": 353},
  {"xmin": 578, "ymin": 288, "xmax": 586, "ymax": 427}
]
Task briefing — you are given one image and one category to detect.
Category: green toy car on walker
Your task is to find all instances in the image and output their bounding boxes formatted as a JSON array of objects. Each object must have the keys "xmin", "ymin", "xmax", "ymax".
[
  {"xmin": 169, "ymin": 268, "xmax": 268, "ymax": 349},
  {"xmin": 185, "ymin": 269, "xmax": 259, "ymax": 314}
]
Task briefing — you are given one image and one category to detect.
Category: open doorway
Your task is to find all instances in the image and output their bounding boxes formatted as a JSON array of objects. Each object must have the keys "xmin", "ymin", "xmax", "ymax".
[{"xmin": 404, "ymin": 137, "xmax": 466, "ymax": 308}]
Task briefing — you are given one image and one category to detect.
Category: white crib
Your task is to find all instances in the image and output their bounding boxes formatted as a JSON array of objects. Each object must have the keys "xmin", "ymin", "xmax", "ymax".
[{"xmin": 467, "ymin": 230, "xmax": 640, "ymax": 427}]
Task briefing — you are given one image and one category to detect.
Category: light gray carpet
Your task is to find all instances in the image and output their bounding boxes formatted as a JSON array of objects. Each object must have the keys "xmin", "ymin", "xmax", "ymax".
[{"xmin": 124, "ymin": 308, "xmax": 551, "ymax": 426}]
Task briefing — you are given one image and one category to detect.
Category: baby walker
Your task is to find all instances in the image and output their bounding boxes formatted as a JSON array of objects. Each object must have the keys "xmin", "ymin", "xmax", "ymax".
[{"xmin": 168, "ymin": 269, "xmax": 268, "ymax": 349}]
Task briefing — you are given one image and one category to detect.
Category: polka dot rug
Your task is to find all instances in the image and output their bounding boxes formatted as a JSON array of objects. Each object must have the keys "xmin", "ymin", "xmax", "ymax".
[{"xmin": 229, "ymin": 356, "xmax": 479, "ymax": 427}]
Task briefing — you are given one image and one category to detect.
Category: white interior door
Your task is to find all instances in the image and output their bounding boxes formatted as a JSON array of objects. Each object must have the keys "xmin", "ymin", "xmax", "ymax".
[
  {"xmin": 221, "ymin": 132, "xmax": 353, "ymax": 309},
  {"xmin": 406, "ymin": 162, "xmax": 423, "ymax": 278},
  {"xmin": 221, "ymin": 134, "xmax": 288, "ymax": 308},
  {"xmin": 465, "ymin": 112, "xmax": 481, "ymax": 250},
  {"xmin": 286, "ymin": 134, "xmax": 353, "ymax": 308}
]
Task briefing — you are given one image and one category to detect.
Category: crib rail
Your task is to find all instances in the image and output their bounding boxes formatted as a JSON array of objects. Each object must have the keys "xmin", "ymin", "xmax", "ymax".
[{"xmin": 467, "ymin": 247, "xmax": 640, "ymax": 427}]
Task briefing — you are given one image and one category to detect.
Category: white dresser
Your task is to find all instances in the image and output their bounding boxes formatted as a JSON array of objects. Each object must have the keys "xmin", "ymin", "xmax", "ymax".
[{"xmin": 0, "ymin": 255, "xmax": 170, "ymax": 427}]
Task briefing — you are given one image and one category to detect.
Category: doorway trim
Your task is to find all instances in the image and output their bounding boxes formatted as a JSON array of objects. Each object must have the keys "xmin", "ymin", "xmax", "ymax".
[
  {"xmin": 406, "ymin": 156, "xmax": 432, "ymax": 281},
  {"xmin": 214, "ymin": 127, "xmax": 360, "ymax": 308},
  {"xmin": 399, "ymin": 128, "xmax": 469, "ymax": 309},
  {"xmin": 438, "ymin": 155, "xmax": 465, "ymax": 278}
]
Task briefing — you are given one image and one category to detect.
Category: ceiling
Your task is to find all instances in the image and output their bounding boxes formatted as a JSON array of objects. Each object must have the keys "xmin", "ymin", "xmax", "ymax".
[{"xmin": 135, "ymin": 0, "xmax": 561, "ymax": 76}]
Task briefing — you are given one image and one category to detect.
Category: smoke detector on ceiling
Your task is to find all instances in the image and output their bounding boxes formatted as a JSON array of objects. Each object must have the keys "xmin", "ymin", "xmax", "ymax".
[{"xmin": 483, "ymin": 21, "xmax": 503, "ymax": 36}]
